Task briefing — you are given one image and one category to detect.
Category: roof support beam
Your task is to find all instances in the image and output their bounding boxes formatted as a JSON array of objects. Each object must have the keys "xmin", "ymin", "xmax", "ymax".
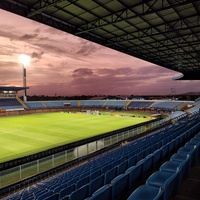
[
  {"xmin": 27, "ymin": 0, "xmax": 69, "ymax": 17},
  {"xmin": 75, "ymin": 0, "xmax": 197, "ymax": 35}
]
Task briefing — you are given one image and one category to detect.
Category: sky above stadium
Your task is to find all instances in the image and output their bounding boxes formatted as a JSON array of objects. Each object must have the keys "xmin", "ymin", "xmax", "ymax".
[{"xmin": 0, "ymin": 9, "xmax": 199, "ymax": 96}]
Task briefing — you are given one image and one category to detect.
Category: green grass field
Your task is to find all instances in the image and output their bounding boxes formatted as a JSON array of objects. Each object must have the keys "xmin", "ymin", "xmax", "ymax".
[{"xmin": 0, "ymin": 112, "xmax": 151, "ymax": 163}]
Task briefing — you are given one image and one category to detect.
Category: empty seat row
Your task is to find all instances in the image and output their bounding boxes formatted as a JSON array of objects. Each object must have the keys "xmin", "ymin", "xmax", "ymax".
[{"xmin": 127, "ymin": 131, "xmax": 200, "ymax": 200}]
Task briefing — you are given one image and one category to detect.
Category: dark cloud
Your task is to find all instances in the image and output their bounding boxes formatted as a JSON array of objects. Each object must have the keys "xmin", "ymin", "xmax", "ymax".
[
  {"xmin": 71, "ymin": 68, "xmax": 94, "ymax": 77},
  {"xmin": 31, "ymin": 51, "xmax": 44, "ymax": 62},
  {"xmin": 19, "ymin": 33, "xmax": 38, "ymax": 40},
  {"xmin": 33, "ymin": 43, "xmax": 67, "ymax": 55},
  {"xmin": 97, "ymin": 67, "xmax": 134, "ymax": 76},
  {"xmin": 18, "ymin": 32, "xmax": 50, "ymax": 43},
  {"xmin": 75, "ymin": 40, "xmax": 101, "ymax": 56},
  {"xmin": 68, "ymin": 66, "xmax": 145, "ymax": 95}
]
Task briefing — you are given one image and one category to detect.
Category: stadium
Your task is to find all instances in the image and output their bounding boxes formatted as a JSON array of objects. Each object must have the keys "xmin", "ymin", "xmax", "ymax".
[{"xmin": 0, "ymin": 1, "xmax": 200, "ymax": 200}]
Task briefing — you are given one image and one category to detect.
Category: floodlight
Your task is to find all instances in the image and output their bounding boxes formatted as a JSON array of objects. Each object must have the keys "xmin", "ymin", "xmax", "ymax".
[
  {"xmin": 20, "ymin": 54, "xmax": 31, "ymax": 102},
  {"xmin": 20, "ymin": 54, "xmax": 31, "ymax": 67}
]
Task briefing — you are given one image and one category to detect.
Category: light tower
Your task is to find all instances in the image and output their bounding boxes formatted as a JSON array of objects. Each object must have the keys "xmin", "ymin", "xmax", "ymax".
[{"xmin": 20, "ymin": 54, "xmax": 30, "ymax": 102}]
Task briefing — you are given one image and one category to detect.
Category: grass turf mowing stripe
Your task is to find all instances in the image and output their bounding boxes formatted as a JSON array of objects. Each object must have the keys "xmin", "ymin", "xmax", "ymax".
[{"xmin": 0, "ymin": 112, "xmax": 150, "ymax": 163}]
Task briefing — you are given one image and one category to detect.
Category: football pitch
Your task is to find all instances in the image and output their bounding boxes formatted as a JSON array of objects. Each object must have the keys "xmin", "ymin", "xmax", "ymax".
[{"xmin": 0, "ymin": 112, "xmax": 151, "ymax": 163}]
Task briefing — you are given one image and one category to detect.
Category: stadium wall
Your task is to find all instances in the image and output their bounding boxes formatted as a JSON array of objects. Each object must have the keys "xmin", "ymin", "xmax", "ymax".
[{"xmin": 0, "ymin": 108, "xmax": 80, "ymax": 117}]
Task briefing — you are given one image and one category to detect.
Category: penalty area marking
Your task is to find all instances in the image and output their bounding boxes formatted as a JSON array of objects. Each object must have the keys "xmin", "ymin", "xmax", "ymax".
[{"xmin": 0, "ymin": 125, "xmax": 24, "ymax": 135}]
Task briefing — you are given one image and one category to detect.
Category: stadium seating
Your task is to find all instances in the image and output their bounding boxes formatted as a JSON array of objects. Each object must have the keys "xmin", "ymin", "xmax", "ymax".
[
  {"xmin": 25, "ymin": 101, "xmax": 45, "ymax": 109},
  {"xmin": 80, "ymin": 100, "xmax": 105, "ymax": 107},
  {"xmin": 64, "ymin": 100, "xmax": 79, "ymax": 107},
  {"xmin": 0, "ymin": 98, "xmax": 24, "ymax": 110},
  {"xmin": 22, "ymin": 99, "xmax": 200, "ymax": 112},
  {"xmin": 187, "ymin": 104, "xmax": 200, "ymax": 115},
  {"xmin": 103, "ymin": 100, "xmax": 127, "ymax": 108},
  {"xmin": 150, "ymin": 101, "xmax": 181, "ymax": 110},
  {"xmin": 127, "ymin": 101, "xmax": 153, "ymax": 108},
  {"xmin": 43, "ymin": 101, "xmax": 64, "ymax": 108},
  {"xmin": 169, "ymin": 111, "xmax": 187, "ymax": 119},
  {"xmin": 127, "ymin": 130, "xmax": 200, "ymax": 200}
]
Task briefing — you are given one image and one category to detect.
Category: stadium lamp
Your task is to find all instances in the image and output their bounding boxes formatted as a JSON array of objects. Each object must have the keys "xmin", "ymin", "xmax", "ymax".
[
  {"xmin": 20, "ymin": 54, "xmax": 31, "ymax": 67},
  {"xmin": 20, "ymin": 54, "xmax": 31, "ymax": 102}
]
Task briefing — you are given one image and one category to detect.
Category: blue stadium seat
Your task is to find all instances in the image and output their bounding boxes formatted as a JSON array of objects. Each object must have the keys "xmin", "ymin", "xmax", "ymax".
[
  {"xmin": 90, "ymin": 169, "xmax": 102, "ymax": 181},
  {"xmin": 168, "ymin": 140, "xmax": 175, "ymax": 153},
  {"xmin": 104, "ymin": 166, "xmax": 118, "ymax": 184},
  {"xmin": 161, "ymin": 144, "xmax": 169, "ymax": 158},
  {"xmin": 117, "ymin": 160, "xmax": 128, "ymax": 174},
  {"xmin": 76, "ymin": 176, "xmax": 89, "ymax": 189},
  {"xmin": 146, "ymin": 170, "xmax": 179, "ymax": 200},
  {"xmin": 153, "ymin": 149, "xmax": 162, "ymax": 166},
  {"xmin": 44, "ymin": 193, "xmax": 59, "ymax": 200},
  {"xmin": 125, "ymin": 161, "xmax": 143, "ymax": 190},
  {"xmin": 157, "ymin": 141, "xmax": 163, "ymax": 149},
  {"xmin": 127, "ymin": 155, "xmax": 137, "ymax": 168},
  {"xmin": 67, "ymin": 177, "xmax": 79, "ymax": 186},
  {"xmin": 142, "ymin": 154, "xmax": 154, "ymax": 173},
  {"xmin": 89, "ymin": 175, "xmax": 104, "ymax": 196},
  {"xmin": 150, "ymin": 144, "xmax": 157, "ymax": 154},
  {"xmin": 194, "ymin": 133, "xmax": 200, "ymax": 140},
  {"xmin": 101, "ymin": 164, "xmax": 111, "ymax": 174},
  {"xmin": 111, "ymin": 160, "xmax": 120, "ymax": 168},
  {"xmin": 53, "ymin": 183, "xmax": 68, "ymax": 193},
  {"xmin": 178, "ymin": 146, "xmax": 197, "ymax": 166},
  {"xmin": 87, "ymin": 185, "xmax": 112, "ymax": 200},
  {"xmin": 145, "ymin": 147, "xmax": 151, "ymax": 156},
  {"xmin": 137, "ymin": 150, "xmax": 145, "ymax": 161},
  {"xmin": 127, "ymin": 185, "xmax": 164, "ymax": 200},
  {"xmin": 37, "ymin": 191, "xmax": 53, "ymax": 200},
  {"xmin": 119, "ymin": 155, "xmax": 128, "ymax": 163},
  {"xmin": 79, "ymin": 171, "xmax": 90, "ymax": 179},
  {"xmin": 69, "ymin": 184, "xmax": 89, "ymax": 200},
  {"xmin": 111, "ymin": 173, "xmax": 129, "ymax": 200},
  {"xmin": 186, "ymin": 138, "xmax": 200, "ymax": 157},
  {"xmin": 170, "ymin": 152, "xmax": 189, "ymax": 163},
  {"xmin": 59, "ymin": 184, "xmax": 76, "ymax": 199},
  {"xmin": 159, "ymin": 158, "xmax": 190, "ymax": 191},
  {"xmin": 174, "ymin": 137, "xmax": 181, "ymax": 148}
]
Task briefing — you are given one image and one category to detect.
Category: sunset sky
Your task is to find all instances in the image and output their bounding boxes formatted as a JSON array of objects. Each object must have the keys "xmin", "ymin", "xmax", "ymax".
[{"xmin": 0, "ymin": 9, "xmax": 199, "ymax": 96}]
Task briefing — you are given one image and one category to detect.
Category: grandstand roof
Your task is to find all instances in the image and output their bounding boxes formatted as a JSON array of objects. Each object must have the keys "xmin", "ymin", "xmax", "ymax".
[
  {"xmin": 0, "ymin": 86, "xmax": 29, "ymax": 92},
  {"xmin": 1, "ymin": 0, "xmax": 200, "ymax": 80}
]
